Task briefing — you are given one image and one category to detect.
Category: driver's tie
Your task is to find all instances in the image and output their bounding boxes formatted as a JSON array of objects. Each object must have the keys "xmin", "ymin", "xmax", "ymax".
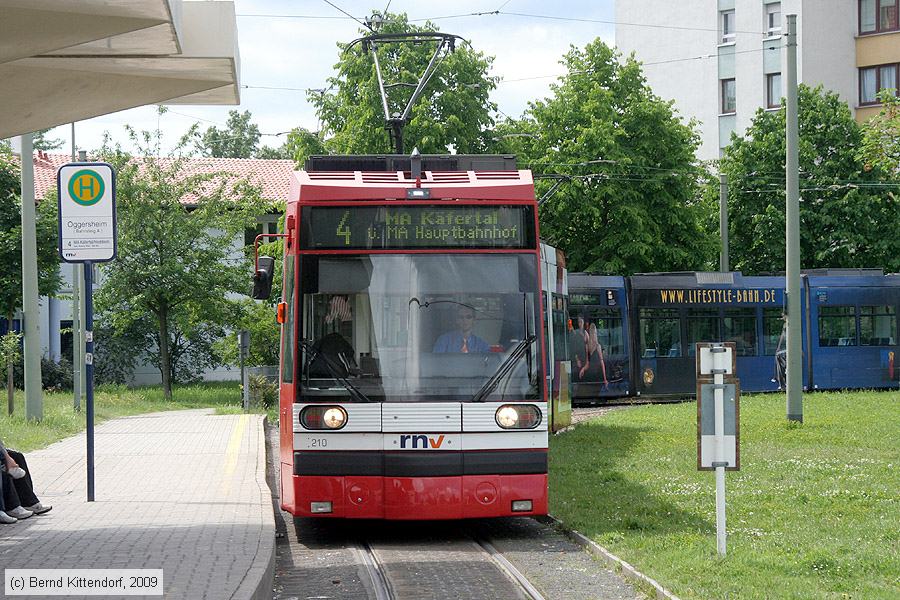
[{"xmin": 461, "ymin": 337, "xmax": 468, "ymax": 353}]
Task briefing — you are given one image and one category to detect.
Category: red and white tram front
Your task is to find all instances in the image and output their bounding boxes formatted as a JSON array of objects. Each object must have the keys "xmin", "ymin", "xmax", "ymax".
[{"xmin": 277, "ymin": 174, "xmax": 548, "ymax": 520}]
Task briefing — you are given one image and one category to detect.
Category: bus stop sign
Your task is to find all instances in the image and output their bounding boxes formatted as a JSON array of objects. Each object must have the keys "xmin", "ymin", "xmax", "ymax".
[{"xmin": 57, "ymin": 162, "xmax": 116, "ymax": 263}]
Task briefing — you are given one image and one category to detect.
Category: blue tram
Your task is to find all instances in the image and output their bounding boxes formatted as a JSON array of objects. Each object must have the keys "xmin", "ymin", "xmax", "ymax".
[
  {"xmin": 806, "ymin": 269, "xmax": 900, "ymax": 390},
  {"xmin": 567, "ymin": 269, "xmax": 899, "ymax": 402},
  {"xmin": 566, "ymin": 274, "xmax": 631, "ymax": 402}
]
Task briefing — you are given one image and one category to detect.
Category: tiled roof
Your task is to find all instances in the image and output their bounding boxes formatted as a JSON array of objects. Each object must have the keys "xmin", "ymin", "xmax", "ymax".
[{"xmin": 26, "ymin": 152, "xmax": 296, "ymax": 204}]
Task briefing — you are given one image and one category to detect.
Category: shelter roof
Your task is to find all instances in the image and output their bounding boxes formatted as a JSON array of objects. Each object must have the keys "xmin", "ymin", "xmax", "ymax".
[{"xmin": 0, "ymin": 0, "xmax": 240, "ymax": 139}]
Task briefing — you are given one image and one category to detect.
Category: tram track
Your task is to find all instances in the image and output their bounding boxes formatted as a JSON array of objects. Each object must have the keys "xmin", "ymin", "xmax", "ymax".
[
  {"xmin": 268, "ymin": 424, "xmax": 641, "ymax": 600},
  {"xmin": 471, "ymin": 534, "xmax": 547, "ymax": 600},
  {"xmin": 357, "ymin": 539, "xmax": 394, "ymax": 600},
  {"xmin": 355, "ymin": 523, "xmax": 547, "ymax": 600}
]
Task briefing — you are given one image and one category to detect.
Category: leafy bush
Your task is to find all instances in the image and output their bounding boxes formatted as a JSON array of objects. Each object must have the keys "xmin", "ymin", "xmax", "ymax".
[
  {"xmin": 12, "ymin": 356, "xmax": 73, "ymax": 391},
  {"xmin": 92, "ymin": 323, "xmax": 143, "ymax": 385},
  {"xmin": 248, "ymin": 373, "xmax": 278, "ymax": 410}
]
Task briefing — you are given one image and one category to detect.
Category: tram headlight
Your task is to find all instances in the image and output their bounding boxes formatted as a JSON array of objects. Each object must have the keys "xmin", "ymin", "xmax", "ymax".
[
  {"xmin": 300, "ymin": 405, "xmax": 348, "ymax": 430},
  {"xmin": 495, "ymin": 404, "xmax": 542, "ymax": 430}
]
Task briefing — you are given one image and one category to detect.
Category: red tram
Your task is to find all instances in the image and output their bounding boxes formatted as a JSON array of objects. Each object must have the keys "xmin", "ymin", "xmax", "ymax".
[{"xmin": 254, "ymin": 155, "xmax": 550, "ymax": 519}]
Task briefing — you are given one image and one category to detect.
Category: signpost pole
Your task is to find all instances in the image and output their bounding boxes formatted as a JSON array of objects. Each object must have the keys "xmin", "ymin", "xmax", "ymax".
[
  {"xmin": 71, "ymin": 131, "xmax": 82, "ymax": 411},
  {"xmin": 239, "ymin": 330, "xmax": 250, "ymax": 411},
  {"xmin": 719, "ymin": 174, "xmax": 729, "ymax": 272},
  {"xmin": 20, "ymin": 132, "xmax": 43, "ymax": 421},
  {"xmin": 785, "ymin": 14, "xmax": 803, "ymax": 423},
  {"xmin": 712, "ymin": 345, "xmax": 727, "ymax": 557},
  {"xmin": 57, "ymin": 161, "xmax": 115, "ymax": 502},
  {"xmin": 84, "ymin": 262, "xmax": 95, "ymax": 502}
]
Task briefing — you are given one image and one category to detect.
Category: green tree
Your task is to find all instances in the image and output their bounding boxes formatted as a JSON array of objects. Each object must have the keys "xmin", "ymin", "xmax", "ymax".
[
  {"xmin": 1, "ymin": 331, "xmax": 21, "ymax": 414},
  {"xmin": 0, "ymin": 148, "xmax": 62, "ymax": 412},
  {"xmin": 33, "ymin": 128, "xmax": 64, "ymax": 151},
  {"xmin": 503, "ymin": 39, "xmax": 716, "ymax": 274},
  {"xmin": 313, "ymin": 12, "xmax": 498, "ymax": 154},
  {"xmin": 256, "ymin": 127, "xmax": 327, "ymax": 167},
  {"xmin": 859, "ymin": 89, "xmax": 900, "ymax": 175},
  {"xmin": 96, "ymin": 129, "xmax": 263, "ymax": 399},
  {"xmin": 721, "ymin": 85, "xmax": 899, "ymax": 273},
  {"xmin": 197, "ymin": 110, "xmax": 261, "ymax": 158}
]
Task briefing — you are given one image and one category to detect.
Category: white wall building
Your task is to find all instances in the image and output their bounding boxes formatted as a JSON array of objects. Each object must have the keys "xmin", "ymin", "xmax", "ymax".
[
  {"xmin": 16, "ymin": 153, "xmax": 295, "ymax": 386},
  {"xmin": 616, "ymin": 1, "xmax": 899, "ymax": 161}
]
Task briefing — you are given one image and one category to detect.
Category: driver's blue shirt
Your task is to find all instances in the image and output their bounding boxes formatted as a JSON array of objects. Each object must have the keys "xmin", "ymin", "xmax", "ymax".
[{"xmin": 433, "ymin": 331, "xmax": 491, "ymax": 353}]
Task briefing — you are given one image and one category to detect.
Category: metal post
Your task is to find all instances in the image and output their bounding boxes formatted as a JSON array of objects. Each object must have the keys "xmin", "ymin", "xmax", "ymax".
[
  {"xmin": 19, "ymin": 133, "xmax": 42, "ymax": 421},
  {"xmin": 239, "ymin": 330, "xmax": 250, "ymax": 411},
  {"xmin": 785, "ymin": 15, "xmax": 803, "ymax": 422},
  {"xmin": 77, "ymin": 151, "xmax": 87, "ymax": 398},
  {"xmin": 84, "ymin": 262, "xmax": 95, "ymax": 501},
  {"xmin": 71, "ymin": 126, "xmax": 82, "ymax": 411},
  {"xmin": 713, "ymin": 346, "xmax": 727, "ymax": 556},
  {"xmin": 719, "ymin": 174, "xmax": 729, "ymax": 272}
]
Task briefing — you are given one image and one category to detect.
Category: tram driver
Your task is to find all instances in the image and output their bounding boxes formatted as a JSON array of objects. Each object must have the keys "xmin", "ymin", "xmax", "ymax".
[{"xmin": 433, "ymin": 305, "xmax": 490, "ymax": 353}]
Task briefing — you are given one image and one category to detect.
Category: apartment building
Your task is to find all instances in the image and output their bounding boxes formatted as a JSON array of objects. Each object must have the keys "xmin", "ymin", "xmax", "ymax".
[{"xmin": 616, "ymin": 1, "xmax": 900, "ymax": 161}]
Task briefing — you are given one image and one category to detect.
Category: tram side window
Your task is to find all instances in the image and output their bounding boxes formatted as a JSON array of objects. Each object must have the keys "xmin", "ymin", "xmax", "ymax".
[
  {"xmin": 818, "ymin": 306, "xmax": 857, "ymax": 347},
  {"xmin": 552, "ymin": 294, "xmax": 570, "ymax": 362},
  {"xmin": 723, "ymin": 308, "xmax": 758, "ymax": 356},
  {"xmin": 686, "ymin": 308, "xmax": 720, "ymax": 356},
  {"xmin": 586, "ymin": 307, "xmax": 624, "ymax": 355},
  {"xmin": 640, "ymin": 309, "xmax": 680, "ymax": 358},
  {"xmin": 860, "ymin": 305, "xmax": 896, "ymax": 346},
  {"xmin": 281, "ymin": 256, "xmax": 295, "ymax": 383},
  {"xmin": 763, "ymin": 308, "xmax": 784, "ymax": 355}
]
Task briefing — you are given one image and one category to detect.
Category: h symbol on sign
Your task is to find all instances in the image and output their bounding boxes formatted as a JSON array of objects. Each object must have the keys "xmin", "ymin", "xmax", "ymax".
[{"xmin": 77, "ymin": 176, "xmax": 97, "ymax": 197}]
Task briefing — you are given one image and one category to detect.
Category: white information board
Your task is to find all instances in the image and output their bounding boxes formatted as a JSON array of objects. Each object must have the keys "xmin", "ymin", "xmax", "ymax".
[
  {"xmin": 696, "ymin": 342, "xmax": 740, "ymax": 471},
  {"xmin": 57, "ymin": 163, "xmax": 116, "ymax": 262}
]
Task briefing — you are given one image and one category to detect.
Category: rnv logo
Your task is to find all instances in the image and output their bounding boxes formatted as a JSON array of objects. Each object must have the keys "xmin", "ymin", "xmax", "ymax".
[{"xmin": 399, "ymin": 434, "xmax": 445, "ymax": 449}]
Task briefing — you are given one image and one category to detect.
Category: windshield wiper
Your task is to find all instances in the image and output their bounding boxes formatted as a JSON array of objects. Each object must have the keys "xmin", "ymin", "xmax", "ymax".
[
  {"xmin": 471, "ymin": 335, "xmax": 537, "ymax": 403},
  {"xmin": 298, "ymin": 339, "xmax": 375, "ymax": 403}
]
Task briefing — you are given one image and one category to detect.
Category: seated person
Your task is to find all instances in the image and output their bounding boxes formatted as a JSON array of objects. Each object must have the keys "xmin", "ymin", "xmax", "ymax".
[
  {"xmin": 0, "ymin": 439, "xmax": 51, "ymax": 522},
  {"xmin": 433, "ymin": 305, "xmax": 490, "ymax": 353},
  {"xmin": 308, "ymin": 331, "xmax": 358, "ymax": 378}
]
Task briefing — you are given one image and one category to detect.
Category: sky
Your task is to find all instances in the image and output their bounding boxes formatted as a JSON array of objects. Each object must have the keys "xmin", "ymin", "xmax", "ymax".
[{"xmin": 41, "ymin": 0, "xmax": 616, "ymax": 156}]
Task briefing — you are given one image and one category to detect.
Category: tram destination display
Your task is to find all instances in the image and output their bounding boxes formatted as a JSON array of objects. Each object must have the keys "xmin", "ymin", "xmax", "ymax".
[{"xmin": 301, "ymin": 205, "xmax": 535, "ymax": 249}]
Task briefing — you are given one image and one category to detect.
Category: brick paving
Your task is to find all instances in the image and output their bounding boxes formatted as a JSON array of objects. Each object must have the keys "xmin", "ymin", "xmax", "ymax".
[{"xmin": 0, "ymin": 409, "xmax": 274, "ymax": 600}]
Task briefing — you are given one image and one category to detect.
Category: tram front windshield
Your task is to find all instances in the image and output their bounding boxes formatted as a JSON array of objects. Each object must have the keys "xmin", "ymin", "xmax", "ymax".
[{"xmin": 299, "ymin": 254, "xmax": 541, "ymax": 402}]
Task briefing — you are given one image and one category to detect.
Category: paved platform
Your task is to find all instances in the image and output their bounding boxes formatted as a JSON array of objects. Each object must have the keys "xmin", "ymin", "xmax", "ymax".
[{"xmin": 0, "ymin": 409, "xmax": 274, "ymax": 600}]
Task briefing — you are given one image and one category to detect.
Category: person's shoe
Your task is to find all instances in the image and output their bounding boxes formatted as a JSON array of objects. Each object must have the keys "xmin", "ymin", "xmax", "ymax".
[
  {"xmin": 6, "ymin": 506, "xmax": 31, "ymax": 519},
  {"xmin": 0, "ymin": 511, "xmax": 17, "ymax": 524},
  {"xmin": 8, "ymin": 466, "xmax": 26, "ymax": 480},
  {"xmin": 25, "ymin": 502, "xmax": 51, "ymax": 515}
]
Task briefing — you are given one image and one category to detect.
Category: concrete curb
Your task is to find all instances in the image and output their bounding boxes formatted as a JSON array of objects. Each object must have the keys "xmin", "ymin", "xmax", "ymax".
[
  {"xmin": 233, "ymin": 415, "xmax": 276, "ymax": 600},
  {"xmin": 537, "ymin": 515, "xmax": 681, "ymax": 600}
]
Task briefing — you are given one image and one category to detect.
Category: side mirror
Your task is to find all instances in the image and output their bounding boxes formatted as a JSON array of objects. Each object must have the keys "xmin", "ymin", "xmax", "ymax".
[{"xmin": 252, "ymin": 256, "xmax": 275, "ymax": 300}]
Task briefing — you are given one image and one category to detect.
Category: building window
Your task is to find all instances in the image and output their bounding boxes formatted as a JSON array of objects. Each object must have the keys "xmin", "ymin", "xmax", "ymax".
[
  {"xmin": 881, "ymin": 0, "xmax": 899, "ymax": 30},
  {"xmin": 860, "ymin": 63, "xmax": 899, "ymax": 104},
  {"xmin": 860, "ymin": 0, "xmax": 899, "ymax": 34},
  {"xmin": 766, "ymin": 73, "xmax": 782, "ymax": 108},
  {"xmin": 765, "ymin": 3, "xmax": 782, "ymax": 36},
  {"xmin": 721, "ymin": 78, "xmax": 737, "ymax": 114},
  {"xmin": 721, "ymin": 10, "xmax": 736, "ymax": 43},
  {"xmin": 60, "ymin": 320, "xmax": 74, "ymax": 362}
]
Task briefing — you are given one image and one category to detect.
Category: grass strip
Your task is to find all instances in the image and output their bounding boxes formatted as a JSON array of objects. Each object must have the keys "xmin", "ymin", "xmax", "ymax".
[
  {"xmin": 0, "ymin": 382, "xmax": 274, "ymax": 452},
  {"xmin": 550, "ymin": 390, "xmax": 899, "ymax": 599}
]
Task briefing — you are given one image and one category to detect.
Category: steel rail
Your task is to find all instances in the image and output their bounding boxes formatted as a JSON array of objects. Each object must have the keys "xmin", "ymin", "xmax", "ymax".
[
  {"xmin": 357, "ymin": 540, "xmax": 394, "ymax": 600},
  {"xmin": 472, "ymin": 535, "xmax": 547, "ymax": 600}
]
